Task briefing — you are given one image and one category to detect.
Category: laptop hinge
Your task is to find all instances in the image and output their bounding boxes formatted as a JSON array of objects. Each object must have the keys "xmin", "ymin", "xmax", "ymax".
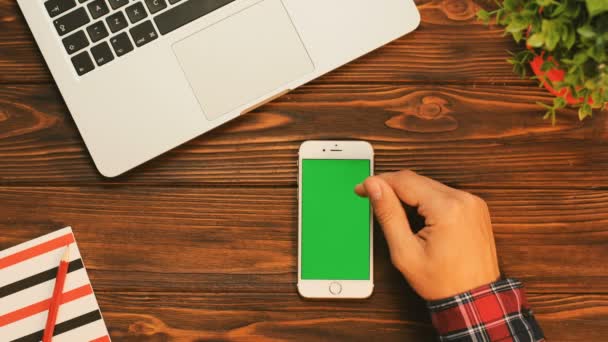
[{"xmin": 240, "ymin": 89, "xmax": 291, "ymax": 115}]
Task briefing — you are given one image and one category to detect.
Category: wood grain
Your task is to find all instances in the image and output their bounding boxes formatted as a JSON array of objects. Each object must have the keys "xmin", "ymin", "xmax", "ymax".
[
  {"xmin": 1, "ymin": 187, "xmax": 607, "ymax": 294},
  {"xmin": 92, "ymin": 292, "xmax": 608, "ymax": 342},
  {"xmin": 0, "ymin": 84, "xmax": 606, "ymax": 187},
  {"xmin": 0, "ymin": 0, "xmax": 534, "ymax": 86},
  {"xmin": 2, "ymin": 0, "xmax": 608, "ymax": 340},
  {"xmin": 98, "ymin": 291, "xmax": 434, "ymax": 342}
]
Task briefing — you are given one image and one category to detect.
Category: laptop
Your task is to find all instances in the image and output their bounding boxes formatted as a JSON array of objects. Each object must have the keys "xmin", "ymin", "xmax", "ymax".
[{"xmin": 18, "ymin": 0, "xmax": 420, "ymax": 177}]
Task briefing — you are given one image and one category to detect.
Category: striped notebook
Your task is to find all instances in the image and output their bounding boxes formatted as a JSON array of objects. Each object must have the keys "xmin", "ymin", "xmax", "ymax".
[{"xmin": 0, "ymin": 227, "xmax": 110, "ymax": 342}]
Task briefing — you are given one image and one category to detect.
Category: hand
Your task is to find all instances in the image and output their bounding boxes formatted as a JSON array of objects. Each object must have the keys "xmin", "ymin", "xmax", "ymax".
[{"xmin": 355, "ymin": 170, "xmax": 500, "ymax": 301}]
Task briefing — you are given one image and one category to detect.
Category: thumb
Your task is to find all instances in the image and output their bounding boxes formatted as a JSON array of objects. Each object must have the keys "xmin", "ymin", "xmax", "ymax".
[{"xmin": 360, "ymin": 176, "xmax": 424, "ymax": 273}]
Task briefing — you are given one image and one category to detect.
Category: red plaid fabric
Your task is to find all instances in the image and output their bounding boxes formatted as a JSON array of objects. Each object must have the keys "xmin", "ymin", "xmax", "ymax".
[{"xmin": 427, "ymin": 279, "xmax": 545, "ymax": 341}]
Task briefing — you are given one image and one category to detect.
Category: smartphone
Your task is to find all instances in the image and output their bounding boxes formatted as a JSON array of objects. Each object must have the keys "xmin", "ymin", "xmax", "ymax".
[{"xmin": 298, "ymin": 140, "xmax": 374, "ymax": 299}]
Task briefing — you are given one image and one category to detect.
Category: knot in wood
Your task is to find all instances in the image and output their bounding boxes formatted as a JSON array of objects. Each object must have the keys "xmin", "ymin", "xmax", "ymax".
[
  {"xmin": 441, "ymin": 0, "xmax": 476, "ymax": 21},
  {"xmin": 417, "ymin": 102, "xmax": 443, "ymax": 119}
]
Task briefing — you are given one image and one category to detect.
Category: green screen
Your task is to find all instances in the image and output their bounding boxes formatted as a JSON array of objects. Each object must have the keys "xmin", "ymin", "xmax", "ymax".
[{"xmin": 302, "ymin": 159, "xmax": 371, "ymax": 280}]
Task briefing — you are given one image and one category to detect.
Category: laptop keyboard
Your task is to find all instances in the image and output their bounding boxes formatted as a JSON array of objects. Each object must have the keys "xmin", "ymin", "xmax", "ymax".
[{"xmin": 46, "ymin": 0, "xmax": 236, "ymax": 76}]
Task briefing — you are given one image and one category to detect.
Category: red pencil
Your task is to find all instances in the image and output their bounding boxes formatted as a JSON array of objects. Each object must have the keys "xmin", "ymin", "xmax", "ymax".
[{"xmin": 43, "ymin": 247, "xmax": 70, "ymax": 342}]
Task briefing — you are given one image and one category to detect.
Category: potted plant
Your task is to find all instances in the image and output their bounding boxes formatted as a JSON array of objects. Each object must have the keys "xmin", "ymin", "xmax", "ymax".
[{"xmin": 478, "ymin": 0, "xmax": 608, "ymax": 123}]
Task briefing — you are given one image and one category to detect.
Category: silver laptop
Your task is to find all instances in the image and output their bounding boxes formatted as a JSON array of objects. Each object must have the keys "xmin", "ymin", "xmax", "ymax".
[{"xmin": 18, "ymin": 0, "xmax": 420, "ymax": 177}]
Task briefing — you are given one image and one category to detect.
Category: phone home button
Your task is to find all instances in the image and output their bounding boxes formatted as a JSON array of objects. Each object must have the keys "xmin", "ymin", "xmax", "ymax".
[{"xmin": 329, "ymin": 282, "xmax": 342, "ymax": 295}]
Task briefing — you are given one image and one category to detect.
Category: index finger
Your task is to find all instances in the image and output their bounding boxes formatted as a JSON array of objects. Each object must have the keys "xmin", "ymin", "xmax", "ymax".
[{"xmin": 378, "ymin": 171, "xmax": 444, "ymax": 204}]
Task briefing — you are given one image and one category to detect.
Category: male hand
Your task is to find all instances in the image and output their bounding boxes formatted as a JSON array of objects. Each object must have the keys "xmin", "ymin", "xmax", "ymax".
[{"xmin": 355, "ymin": 170, "xmax": 500, "ymax": 301}]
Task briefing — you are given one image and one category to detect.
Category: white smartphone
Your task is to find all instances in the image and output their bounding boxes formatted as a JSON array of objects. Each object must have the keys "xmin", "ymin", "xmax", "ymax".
[{"xmin": 298, "ymin": 140, "xmax": 374, "ymax": 299}]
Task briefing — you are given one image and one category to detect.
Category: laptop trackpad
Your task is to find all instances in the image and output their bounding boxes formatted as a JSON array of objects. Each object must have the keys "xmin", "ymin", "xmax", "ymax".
[{"xmin": 173, "ymin": 0, "xmax": 314, "ymax": 121}]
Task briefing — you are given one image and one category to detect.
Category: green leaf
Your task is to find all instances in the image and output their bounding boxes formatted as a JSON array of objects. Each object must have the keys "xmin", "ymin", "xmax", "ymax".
[
  {"xmin": 527, "ymin": 33, "xmax": 545, "ymax": 47},
  {"xmin": 585, "ymin": 79, "xmax": 598, "ymax": 90},
  {"xmin": 586, "ymin": 0, "xmax": 608, "ymax": 17},
  {"xmin": 541, "ymin": 19, "xmax": 561, "ymax": 50},
  {"xmin": 563, "ymin": 24, "xmax": 576, "ymax": 49},
  {"xmin": 512, "ymin": 30, "xmax": 524, "ymax": 42},
  {"xmin": 477, "ymin": 9, "xmax": 491, "ymax": 23},
  {"xmin": 545, "ymin": 30, "xmax": 560, "ymax": 50},
  {"xmin": 550, "ymin": 0, "xmax": 567, "ymax": 17},
  {"xmin": 564, "ymin": 0, "xmax": 580, "ymax": 18},
  {"xmin": 541, "ymin": 18, "xmax": 551, "ymax": 33},
  {"xmin": 504, "ymin": 0, "xmax": 523, "ymax": 11},
  {"xmin": 573, "ymin": 51, "xmax": 589, "ymax": 65},
  {"xmin": 591, "ymin": 90, "xmax": 603, "ymax": 107},
  {"xmin": 554, "ymin": 96, "xmax": 567, "ymax": 109},
  {"xmin": 541, "ymin": 61, "xmax": 555, "ymax": 71},
  {"xmin": 506, "ymin": 16, "xmax": 529, "ymax": 33},
  {"xmin": 578, "ymin": 103, "xmax": 593, "ymax": 120},
  {"xmin": 577, "ymin": 25, "xmax": 596, "ymax": 39},
  {"xmin": 536, "ymin": 0, "xmax": 556, "ymax": 6}
]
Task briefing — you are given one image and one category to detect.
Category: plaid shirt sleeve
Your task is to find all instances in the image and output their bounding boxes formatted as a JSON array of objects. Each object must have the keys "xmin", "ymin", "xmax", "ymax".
[{"xmin": 427, "ymin": 279, "xmax": 545, "ymax": 342}]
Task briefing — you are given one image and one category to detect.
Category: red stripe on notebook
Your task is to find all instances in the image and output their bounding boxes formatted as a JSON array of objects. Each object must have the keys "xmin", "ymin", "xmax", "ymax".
[
  {"xmin": 90, "ymin": 336, "xmax": 111, "ymax": 342},
  {"xmin": 0, "ymin": 234, "xmax": 74, "ymax": 270},
  {"xmin": 0, "ymin": 284, "xmax": 92, "ymax": 327}
]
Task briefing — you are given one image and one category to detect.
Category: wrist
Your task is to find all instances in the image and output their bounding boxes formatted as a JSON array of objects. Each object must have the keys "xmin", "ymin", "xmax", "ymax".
[
  {"xmin": 427, "ymin": 278, "xmax": 544, "ymax": 341},
  {"xmin": 408, "ymin": 272, "xmax": 501, "ymax": 301},
  {"xmin": 427, "ymin": 277, "xmax": 512, "ymax": 308}
]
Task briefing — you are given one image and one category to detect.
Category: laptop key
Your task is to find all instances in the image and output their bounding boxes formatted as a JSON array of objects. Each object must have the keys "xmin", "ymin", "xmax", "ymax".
[
  {"xmin": 106, "ymin": 11, "xmax": 128, "ymax": 32},
  {"xmin": 130, "ymin": 20, "xmax": 158, "ymax": 47},
  {"xmin": 62, "ymin": 30, "xmax": 90, "ymax": 54},
  {"xmin": 168, "ymin": 0, "xmax": 181, "ymax": 4},
  {"xmin": 71, "ymin": 51, "xmax": 95, "ymax": 75},
  {"xmin": 108, "ymin": 0, "xmax": 129, "ymax": 10},
  {"xmin": 110, "ymin": 32, "xmax": 134, "ymax": 57},
  {"xmin": 45, "ymin": 0, "xmax": 77, "ymax": 18},
  {"xmin": 91, "ymin": 41, "xmax": 115, "ymax": 66},
  {"xmin": 87, "ymin": 0, "xmax": 110, "ymax": 19},
  {"xmin": 125, "ymin": 2, "xmax": 147, "ymax": 24},
  {"xmin": 154, "ymin": 0, "xmax": 235, "ymax": 35},
  {"xmin": 54, "ymin": 7, "xmax": 91, "ymax": 36},
  {"xmin": 86, "ymin": 21, "xmax": 109, "ymax": 42},
  {"xmin": 144, "ymin": 0, "xmax": 167, "ymax": 14}
]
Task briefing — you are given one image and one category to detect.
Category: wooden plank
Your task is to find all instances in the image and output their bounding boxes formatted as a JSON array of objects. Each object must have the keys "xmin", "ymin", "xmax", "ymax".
[
  {"xmin": 0, "ymin": 84, "xmax": 606, "ymax": 187},
  {"xmin": 0, "ymin": 0, "xmax": 533, "ymax": 85},
  {"xmin": 98, "ymin": 291, "xmax": 435, "ymax": 341},
  {"xmin": 93, "ymin": 291, "xmax": 608, "ymax": 341},
  {"xmin": 0, "ymin": 186, "xmax": 607, "ymax": 293}
]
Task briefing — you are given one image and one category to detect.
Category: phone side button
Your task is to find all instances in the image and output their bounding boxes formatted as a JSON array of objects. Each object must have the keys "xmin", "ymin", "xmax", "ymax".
[{"xmin": 329, "ymin": 282, "xmax": 342, "ymax": 295}]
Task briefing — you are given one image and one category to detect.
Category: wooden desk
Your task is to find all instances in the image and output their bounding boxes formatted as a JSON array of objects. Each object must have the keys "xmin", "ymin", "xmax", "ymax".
[{"xmin": 1, "ymin": 0, "xmax": 607, "ymax": 340}]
